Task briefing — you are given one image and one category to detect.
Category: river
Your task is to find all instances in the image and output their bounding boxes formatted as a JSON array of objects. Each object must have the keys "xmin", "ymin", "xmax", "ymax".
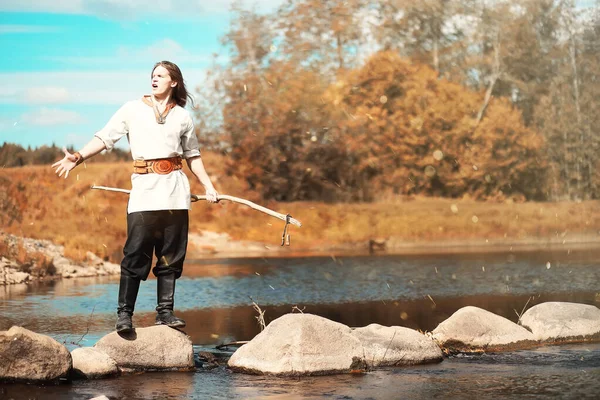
[{"xmin": 1, "ymin": 248, "xmax": 600, "ymax": 399}]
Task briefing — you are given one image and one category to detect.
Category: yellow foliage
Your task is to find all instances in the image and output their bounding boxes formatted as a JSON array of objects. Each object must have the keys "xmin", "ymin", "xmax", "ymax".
[{"xmin": 329, "ymin": 51, "xmax": 547, "ymax": 200}]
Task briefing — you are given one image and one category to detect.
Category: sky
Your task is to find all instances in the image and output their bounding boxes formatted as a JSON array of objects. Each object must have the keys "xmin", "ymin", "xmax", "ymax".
[{"xmin": 0, "ymin": 0, "xmax": 284, "ymax": 150}]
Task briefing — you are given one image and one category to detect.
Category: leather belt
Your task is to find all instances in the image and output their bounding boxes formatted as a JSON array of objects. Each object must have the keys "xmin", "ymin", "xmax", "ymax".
[{"xmin": 133, "ymin": 157, "xmax": 183, "ymax": 175}]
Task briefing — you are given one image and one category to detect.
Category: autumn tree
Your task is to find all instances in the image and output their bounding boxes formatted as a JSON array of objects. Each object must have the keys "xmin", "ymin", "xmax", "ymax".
[
  {"xmin": 276, "ymin": 0, "xmax": 367, "ymax": 75},
  {"xmin": 328, "ymin": 51, "xmax": 547, "ymax": 200},
  {"xmin": 207, "ymin": 5, "xmax": 358, "ymax": 202},
  {"xmin": 222, "ymin": 60, "xmax": 368, "ymax": 202},
  {"xmin": 534, "ymin": 0, "xmax": 600, "ymax": 200},
  {"xmin": 374, "ymin": 0, "xmax": 472, "ymax": 77},
  {"xmin": 458, "ymin": 1, "xmax": 516, "ymax": 123},
  {"xmin": 198, "ymin": 0, "xmax": 600, "ymax": 203}
]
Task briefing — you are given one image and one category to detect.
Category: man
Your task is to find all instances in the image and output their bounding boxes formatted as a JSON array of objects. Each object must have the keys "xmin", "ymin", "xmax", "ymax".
[{"xmin": 52, "ymin": 61, "xmax": 218, "ymax": 332}]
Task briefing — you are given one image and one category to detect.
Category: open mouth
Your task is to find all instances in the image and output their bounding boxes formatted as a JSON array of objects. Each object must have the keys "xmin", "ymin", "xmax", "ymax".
[{"xmin": 152, "ymin": 84, "xmax": 158, "ymax": 89}]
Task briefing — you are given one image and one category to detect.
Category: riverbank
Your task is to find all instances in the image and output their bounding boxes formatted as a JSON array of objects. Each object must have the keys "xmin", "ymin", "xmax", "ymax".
[
  {"xmin": 3, "ymin": 162, "xmax": 600, "ymax": 266},
  {"xmin": 3, "ymin": 228, "xmax": 600, "ymax": 285},
  {"xmin": 0, "ymin": 233, "xmax": 120, "ymax": 285},
  {"xmin": 189, "ymin": 231, "xmax": 600, "ymax": 262}
]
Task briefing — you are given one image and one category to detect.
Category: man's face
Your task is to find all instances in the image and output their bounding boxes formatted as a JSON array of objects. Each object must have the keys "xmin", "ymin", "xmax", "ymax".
[{"xmin": 151, "ymin": 66, "xmax": 176, "ymax": 97}]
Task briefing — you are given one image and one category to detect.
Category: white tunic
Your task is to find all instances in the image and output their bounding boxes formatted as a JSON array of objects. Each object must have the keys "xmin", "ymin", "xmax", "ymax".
[{"xmin": 94, "ymin": 99, "xmax": 201, "ymax": 214}]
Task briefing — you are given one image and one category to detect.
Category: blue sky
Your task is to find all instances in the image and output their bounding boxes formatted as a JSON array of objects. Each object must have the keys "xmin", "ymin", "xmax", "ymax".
[{"xmin": 0, "ymin": 0, "xmax": 284, "ymax": 150}]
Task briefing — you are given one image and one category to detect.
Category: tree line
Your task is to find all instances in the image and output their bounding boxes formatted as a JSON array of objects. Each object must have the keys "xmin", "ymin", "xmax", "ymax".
[
  {"xmin": 195, "ymin": 0, "xmax": 599, "ymax": 202},
  {"xmin": 0, "ymin": 143, "xmax": 130, "ymax": 168}
]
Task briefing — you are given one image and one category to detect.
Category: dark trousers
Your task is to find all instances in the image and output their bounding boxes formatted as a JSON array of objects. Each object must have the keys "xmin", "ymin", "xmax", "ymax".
[{"xmin": 120, "ymin": 210, "xmax": 189, "ymax": 281}]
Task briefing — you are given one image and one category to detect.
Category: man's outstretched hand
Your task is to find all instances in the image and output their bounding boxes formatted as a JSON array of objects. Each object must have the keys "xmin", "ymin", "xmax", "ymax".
[{"xmin": 51, "ymin": 147, "xmax": 78, "ymax": 179}]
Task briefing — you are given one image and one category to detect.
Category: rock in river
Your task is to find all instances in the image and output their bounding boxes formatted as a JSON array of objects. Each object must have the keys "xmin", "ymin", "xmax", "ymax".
[
  {"xmin": 228, "ymin": 313, "xmax": 364, "ymax": 376},
  {"xmin": 520, "ymin": 301, "xmax": 600, "ymax": 342},
  {"xmin": 0, "ymin": 326, "xmax": 72, "ymax": 382},
  {"xmin": 94, "ymin": 325, "xmax": 194, "ymax": 372},
  {"xmin": 71, "ymin": 347, "xmax": 118, "ymax": 379},
  {"xmin": 351, "ymin": 324, "xmax": 443, "ymax": 367},
  {"xmin": 432, "ymin": 306, "xmax": 537, "ymax": 353}
]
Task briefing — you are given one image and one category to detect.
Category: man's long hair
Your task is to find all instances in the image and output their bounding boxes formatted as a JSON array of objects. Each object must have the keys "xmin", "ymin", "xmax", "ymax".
[{"xmin": 151, "ymin": 61, "xmax": 194, "ymax": 108}]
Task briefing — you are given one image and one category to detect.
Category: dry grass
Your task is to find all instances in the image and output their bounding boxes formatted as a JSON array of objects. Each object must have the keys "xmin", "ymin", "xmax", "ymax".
[{"xmin": 1, "ymin": 153, "xmax": 600, "ymax": 263}]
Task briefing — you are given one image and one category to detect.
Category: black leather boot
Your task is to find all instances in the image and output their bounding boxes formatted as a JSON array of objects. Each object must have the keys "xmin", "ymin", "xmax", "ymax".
[
  {"xmin": 155, "ymin": 273, "xmax": 186, "ymax": 328},
  {"xmin": 115, "ymin": 274, "xmax": 140, "ymax": 333}
]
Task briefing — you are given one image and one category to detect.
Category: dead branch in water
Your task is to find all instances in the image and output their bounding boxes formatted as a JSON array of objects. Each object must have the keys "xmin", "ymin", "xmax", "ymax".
[
  {"xmin": 249, "ymin": 296, "xmax": 266, "ymax": 331},
  {"xmin": 215, "ymin": 341, "xmax": 249, "ymax": 350},
  {"xmin": 514, "ymin": 296, "xmax": 532, "ymax": 324}
]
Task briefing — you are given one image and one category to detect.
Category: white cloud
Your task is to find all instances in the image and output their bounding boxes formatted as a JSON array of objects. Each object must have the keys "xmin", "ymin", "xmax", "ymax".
[
  {"xmin": 24, "ymin": 87, "xmax": 71, "ymax": 104},
  {"xmin": 20, "ymin": 107, "xmax": 85, "ymax": 126},
  {"xmin": 38, "ymin": 38, "xmax": 226, "ymax": 71},
  {"xmin": 0, "ymin": 68, "xmax": 209, "ymax": 106},
  {"xmin": 0, "ymin": 0, "xmax": 84, "ymax": 14},
  {"xmin": 0, "ymin": 0, "xmax": 285, "ymax": 18},
  {"xmin": 116, "ymin": 39, "xmax": 215, "ymax": 65},
  {"xmin": 0, "ymin": 25, "xmax": 61, "ymax": 34},
  {"xmin": 1, "ymin": 38, "xmax": 211, "ymax": 107}
]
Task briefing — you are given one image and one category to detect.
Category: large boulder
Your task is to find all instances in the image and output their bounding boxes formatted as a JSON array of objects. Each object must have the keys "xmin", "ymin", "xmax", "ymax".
[
  {"xmin": 432, "ymin": 306, "xmax": 537, "ymax": 353},
  {"xmin": 520, "ymin": 302, "xmax": 600, "ymax": 342},
  {"xmin": 71, "ymin": 347, "xmax": 118, "ymax": 379},
  {"xmin": 0, "ymin": 326, "xmax": 71, "ymax": 382},
  {"xmin": 351, "ymin": 324, "xmax": 443, "ymax": 367},
  {"xmin": 228, "ymin": 313, "xmax": 365, "ymax": 376},
  {"xmin": 94, "ymin": 326, "xmax": 194, "ymax": 372}
]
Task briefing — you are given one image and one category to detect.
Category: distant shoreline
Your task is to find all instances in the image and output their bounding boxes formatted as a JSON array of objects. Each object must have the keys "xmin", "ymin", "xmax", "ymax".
[
  {"xmin": 3, "ymin": 230, "xmax": 600, "ymax": 285},
  {"xmin": 186, "ymin": 232, "xmax": 600, "ymax": 260}
]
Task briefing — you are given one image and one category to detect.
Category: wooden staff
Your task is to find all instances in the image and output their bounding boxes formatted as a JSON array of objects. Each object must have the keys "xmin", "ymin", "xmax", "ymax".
[{"xmin": 90, "ymin": 185, "xmax": 302, "ymax": 228}]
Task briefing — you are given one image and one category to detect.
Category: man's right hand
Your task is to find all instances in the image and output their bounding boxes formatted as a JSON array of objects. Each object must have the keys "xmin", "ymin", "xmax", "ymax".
[{"xmin": 51, "ymin": 147, "xmax": 79, "ymax": 179}]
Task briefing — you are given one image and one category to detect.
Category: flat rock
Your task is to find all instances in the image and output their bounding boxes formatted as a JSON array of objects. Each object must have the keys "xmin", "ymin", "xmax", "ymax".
[
  {"xmin": 94, "ymin": 326, "xmax": 194, "ymax": 372},
  {"xmin": 228, "ymin": 313, "xmax": 364, "ymax": 376},
  {"xmin": 71, "ymin": 347, "xmax": 118, "ymax": 379},
  {"xmin": 432, "ymin": 306, "xmax": 537, "ymax": 353},
  {"xmin": 520, "ymin": 302, "xmax": 600, "ymax": 342},
  {"xmin": 0, "ymin": 326, "xmax": 71, "ymax": 382},
  {"xmin": 0, "ymin": 257, "xmax": 30, "ymax": 285},
  {"xmin": 0, "ymin": 268, "xmax": 30, "ymax": 285},
  {"xmin": 56, "ymin": 264, "xmax": 94, "ymax": 278},
  {"xmin": 352, "ymin": 324, "xmax": 443, "ymax": 367}
]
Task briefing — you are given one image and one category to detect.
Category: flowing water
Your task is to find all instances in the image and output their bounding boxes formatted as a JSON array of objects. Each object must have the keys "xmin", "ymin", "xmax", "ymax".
[{"xmin": 1, "ymin": 248, "xmax": 600, "ymax": 399}]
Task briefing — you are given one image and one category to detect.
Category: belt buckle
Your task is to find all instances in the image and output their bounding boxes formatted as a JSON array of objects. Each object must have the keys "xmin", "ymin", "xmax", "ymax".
[{"xmin": 153, "ymin": 159, "xmax": 175, "ymax": 174}]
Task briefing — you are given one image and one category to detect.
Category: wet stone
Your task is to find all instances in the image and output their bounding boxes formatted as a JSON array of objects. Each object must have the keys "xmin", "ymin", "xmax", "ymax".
[
  {"xmin": 520, "ymin": 302, "xmax": 600, "ymax": 342},
  {"xmin": 352, "ymin": 324, "xmax": 443, "ymax": 367},
  {"xmin": 71, "ymin": 347, "xmax": 118, "ymax": 379},
  {"xmin": 228, "ymin": 313, "xmax": 364, "ymax": 376},
  {"xmin": 94, "ymin": 326, "xmax": 194, "ymax": 372},
  {"xmin": 0, "ymin": 326, "xmax": 72, "ymax": 382},
  {"xmin": 432, "ymin": 306, "xmax": 538, "ymax": 353}
]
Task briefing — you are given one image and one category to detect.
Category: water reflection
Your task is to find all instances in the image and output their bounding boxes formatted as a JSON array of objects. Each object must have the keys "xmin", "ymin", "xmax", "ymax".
[
  {"xmin": 0, "ymin": 251, "xmax": 600, "ymax": 336},
  {"xmin": 2, "ymin": 251, "xmax": 600, "ymax": 343},
  {"xmin": 2, "ymin": 291, "xmax": 599, "ymax": 347},
  {"xmin": 170, "ymin": 292, "xmax": 600, "ymax": 345}
]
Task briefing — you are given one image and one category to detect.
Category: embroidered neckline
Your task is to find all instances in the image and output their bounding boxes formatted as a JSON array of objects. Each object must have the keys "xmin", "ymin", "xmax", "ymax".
[{"xmin": 142, "ymin": 95, "xmax": 175, "ymax": 124}]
